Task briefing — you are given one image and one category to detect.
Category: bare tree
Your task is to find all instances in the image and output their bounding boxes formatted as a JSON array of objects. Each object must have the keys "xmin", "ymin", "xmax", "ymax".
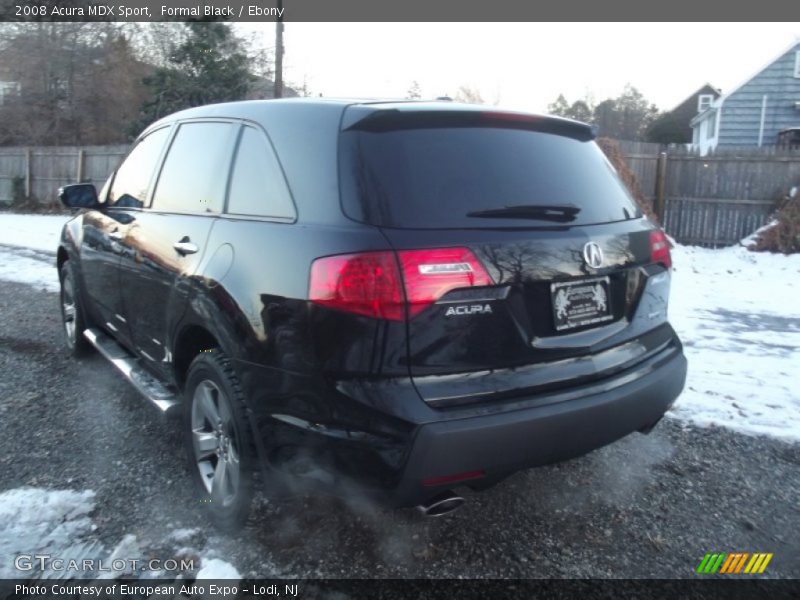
[
  {"xmin": 0, "ymin": 23, "xmax": 146, "ymax": 145},
  {"xmin": 454, "ymin": 85, "xmax": 485, "ymax": 104}
]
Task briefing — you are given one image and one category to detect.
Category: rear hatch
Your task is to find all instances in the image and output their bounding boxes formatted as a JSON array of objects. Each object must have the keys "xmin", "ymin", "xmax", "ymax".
[{"xmin": 338, "ymin": 105, "xmax": 674, "ymax": 406}]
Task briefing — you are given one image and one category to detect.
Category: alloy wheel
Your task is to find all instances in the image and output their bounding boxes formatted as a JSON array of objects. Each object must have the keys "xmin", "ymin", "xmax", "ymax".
[
  {"xmin": 191, "ymin": 380, "xmax": 241, "ymax": 507},
  {"xmin": 61, "ymin": 271, "xmax": 77, "ymax": 345}
]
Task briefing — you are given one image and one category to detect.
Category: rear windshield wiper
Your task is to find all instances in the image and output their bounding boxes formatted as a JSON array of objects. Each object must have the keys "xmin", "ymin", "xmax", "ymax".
[{"xmin": 466, "ymin": 204, "xmax": 581, "ymax": 222}]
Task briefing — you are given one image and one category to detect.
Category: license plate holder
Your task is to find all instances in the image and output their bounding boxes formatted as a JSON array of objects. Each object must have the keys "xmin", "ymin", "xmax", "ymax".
[{"xmin": 551, "ymin": 276, "xmax": 613, "ymax": 332}]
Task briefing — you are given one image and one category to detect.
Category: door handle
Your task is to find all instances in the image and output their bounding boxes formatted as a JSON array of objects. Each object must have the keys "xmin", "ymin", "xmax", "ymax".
[
  {"xmin": 109, "ymin": 230, "xmax": 123, "ymax": 241},
  {"xmin": 173, "ymin": 238, "xmax": 199, "ymax": 256}
]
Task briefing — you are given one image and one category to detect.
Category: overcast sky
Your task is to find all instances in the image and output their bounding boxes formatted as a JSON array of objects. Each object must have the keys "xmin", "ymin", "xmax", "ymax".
[{"xmin": 239, "ymin": 22, "xmax": 800, "ymax": 112}]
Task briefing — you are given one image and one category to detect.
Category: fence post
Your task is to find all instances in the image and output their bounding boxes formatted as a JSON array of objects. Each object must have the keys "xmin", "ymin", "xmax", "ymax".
[
  {"xmin": 24, "ymin": 147, "xmax": 32, "ymax": 199},
  {"xmin": 76, "ymin": 149, "xmax": 85, "ymax": 182},
  {"xmin": 654, "ymin": 151, "xmax": 668, "ymax": 225}
]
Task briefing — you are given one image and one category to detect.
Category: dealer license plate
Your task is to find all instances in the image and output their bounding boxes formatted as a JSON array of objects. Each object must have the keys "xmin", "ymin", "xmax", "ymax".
[{"xmin": 551, "ymin": 276, "xmax": 613, "ymax": 331}]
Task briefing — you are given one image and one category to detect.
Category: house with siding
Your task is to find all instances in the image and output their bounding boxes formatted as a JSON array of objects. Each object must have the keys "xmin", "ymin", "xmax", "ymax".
[
  {"xmin": 690, "ymin": 41, "xmax": 800, "ymax": 154},
  {"xmin": 647, "ymin": 84, "xmax": 720, "ymax": 143}
]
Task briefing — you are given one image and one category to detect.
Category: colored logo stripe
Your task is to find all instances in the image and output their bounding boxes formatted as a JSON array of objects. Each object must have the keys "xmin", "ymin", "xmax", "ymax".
[
  {"xmin": 697, "ymin": 552, "xmax": 773, "ymax": 574},
  {"xmin": 720, "ymin": 553, "xmax": 749, "ymax": 573},
  {"xmin": 745, "ymin": 553, "xmax": 773, "ymax": 574},
  {"xmin": 697, "ymin": 553, "xmax": 726, "ymax": 573}
]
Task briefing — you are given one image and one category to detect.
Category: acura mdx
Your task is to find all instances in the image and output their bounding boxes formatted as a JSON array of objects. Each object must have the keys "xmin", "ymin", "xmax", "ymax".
[{"xmin": 56, "ymin": 99, "xmax": 687, "ymax": 528}]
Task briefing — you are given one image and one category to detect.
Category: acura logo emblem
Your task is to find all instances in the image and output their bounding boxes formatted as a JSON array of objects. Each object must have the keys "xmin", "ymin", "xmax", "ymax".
[{"xmin": 583, "ymin": 242, "xmax": 604, "ymax": 269}]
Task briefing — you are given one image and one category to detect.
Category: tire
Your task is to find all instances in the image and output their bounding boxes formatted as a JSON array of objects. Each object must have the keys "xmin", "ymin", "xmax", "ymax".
[
  {"xmin": 59, "ymin": 261, "xmax": 93, "ymax": 357},
  {"xmin": 183, "ymin": 349, "xmax": 256, "ymax": 531}
]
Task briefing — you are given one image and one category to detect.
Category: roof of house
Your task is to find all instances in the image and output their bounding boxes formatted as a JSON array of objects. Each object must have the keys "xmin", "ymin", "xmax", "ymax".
[
  {"xmin": 691, "ymin": 39, "xmax": 800, "ymax": 127},
  {"xmin": 667, "ymin": 83, "xmax": 720, "ymax": 114}
]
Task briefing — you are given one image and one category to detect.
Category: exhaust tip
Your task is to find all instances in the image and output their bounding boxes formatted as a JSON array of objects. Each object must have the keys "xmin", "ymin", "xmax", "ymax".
[{"xmin": 416, "ymin": 491, "xmax": 465, "ymax": 517}]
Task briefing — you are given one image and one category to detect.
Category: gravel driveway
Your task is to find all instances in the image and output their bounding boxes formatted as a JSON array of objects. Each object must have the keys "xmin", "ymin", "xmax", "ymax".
[{"xmin": 0, "ymin": 278, "xmax": 798, "ymax": 579}]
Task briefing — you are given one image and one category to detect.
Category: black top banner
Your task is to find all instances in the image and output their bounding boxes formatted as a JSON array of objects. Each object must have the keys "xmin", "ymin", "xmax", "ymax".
[{"xmin": 0, "ymin": 0, "xmax": 796, "ymax": 22}]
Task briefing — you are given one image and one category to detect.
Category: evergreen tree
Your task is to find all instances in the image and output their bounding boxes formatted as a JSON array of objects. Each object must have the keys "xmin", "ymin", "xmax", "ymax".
[{"xmin": 137, "ymin": 22, "xmax": 253, "ymax": 126}]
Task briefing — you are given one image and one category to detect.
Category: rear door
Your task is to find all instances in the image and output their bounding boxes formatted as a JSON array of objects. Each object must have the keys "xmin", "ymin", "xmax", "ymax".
[
  {"xmin": 339, "ymin": 110, "xmax": 672, "ymax": 404},
  {"xmin": 117, "ymin": 120, "xmax": 237, "ymax": 374}
]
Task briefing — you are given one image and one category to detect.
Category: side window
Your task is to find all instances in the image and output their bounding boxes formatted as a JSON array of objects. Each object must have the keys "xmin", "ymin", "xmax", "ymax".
[
  {"xmin": 108, "ymin": 127, "xmax": 170, "ymax": 208},
  {"xmin": 152, "ymin": 122, "xmax": 234, "ymax": 214},
  {"xmin": 227, "ymin": 126, "xmax": 295, "ymax": 219}
]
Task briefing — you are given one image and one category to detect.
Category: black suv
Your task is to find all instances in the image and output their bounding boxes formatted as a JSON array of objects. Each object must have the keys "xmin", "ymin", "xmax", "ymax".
[{"xmin": 57, "ymin": 99, "xmax": 686, "ymax": 528}]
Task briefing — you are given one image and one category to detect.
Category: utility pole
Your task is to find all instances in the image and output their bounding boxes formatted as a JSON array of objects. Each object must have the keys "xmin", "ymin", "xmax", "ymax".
[{"xmin": 274, "ymin": 0, "xmax": 284, "ymax": 98}]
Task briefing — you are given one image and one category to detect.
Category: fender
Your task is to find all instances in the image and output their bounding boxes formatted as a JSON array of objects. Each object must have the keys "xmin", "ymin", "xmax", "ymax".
[
  {"xmin": 170, "ymin": 281, "xmax": 301, "ymax": 497},
  {"xmin": 57, "ymin": 214, "xmax": 93, "ymax": 318}
]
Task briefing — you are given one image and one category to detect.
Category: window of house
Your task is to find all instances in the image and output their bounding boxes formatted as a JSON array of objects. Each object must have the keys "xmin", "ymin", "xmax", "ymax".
[
  {"xmin": 108, "ymin": 127, "xmax": 171, "ymax": 209},
  {"xmin": 697, "ymin": 94, "xmax": 713, "ymax": 112},
  {"xmin": 706, "ymin": 112, "xmax": 716, "ymax": 139},
  {"xmin": 794, "ymin": 51, "xmax": 800, "ymax": 78},
  {"xmin": 226, "ymin": 126, "xmax": 295, "ymax": 219},
  {"xmin": 151, "ymin": 122, "xmax": 235, "ymax": 214}
]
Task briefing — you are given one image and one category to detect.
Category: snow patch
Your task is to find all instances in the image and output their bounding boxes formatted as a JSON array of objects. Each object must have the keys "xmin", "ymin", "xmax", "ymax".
[
  {"xmin": 196, "ymin": 557, "xmax": 241, "ymax": 580},
  {"xmin": 668, "ymin": 244, "xmax": 800, "ymax": 442},
  {"xmin": 0, "ymin": 213, "xmax": 69, "ymax": 253},
  {"xmin": 0, "ymin": 246, "xmax": 59, "ymax": 292},
  {"xmin": 168, "ymin": 527, "xmax": 202, "ymax": 543},
  {"xmin": 0, "ymin": 488, "xmax": 96, "ymax": 578},
  {"xmin": 0, "ymin": 213, "xmax": 66, "ymax": 291},
  {"xmin": 740, "ymin": 219, "xmax": 778, "ymax": 247}
]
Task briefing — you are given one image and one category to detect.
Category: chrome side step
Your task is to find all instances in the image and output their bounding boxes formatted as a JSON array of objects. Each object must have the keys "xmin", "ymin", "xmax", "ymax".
[{"xmin": 83, "ymin": 328, "xmax": 181, "ymax": 416}]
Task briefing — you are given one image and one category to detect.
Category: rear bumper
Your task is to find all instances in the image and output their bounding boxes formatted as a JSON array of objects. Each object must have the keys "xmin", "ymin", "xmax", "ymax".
[
  {"xmin": 386, "ymin": 347, "xmax": 687, "ymax": 507},
  {"xmin": 240, "ymin": 343, "xmax": 686, "ymax": 508}
]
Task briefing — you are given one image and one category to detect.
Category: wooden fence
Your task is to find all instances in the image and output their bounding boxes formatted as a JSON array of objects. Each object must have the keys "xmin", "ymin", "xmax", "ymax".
[
  {"xmin": 616, "ymin": 141, "xmax": 800, "ymax": 247},
  {"xmin": 0, "ymin": 145, "xmax": 128, "ymax": 205},
  {"xmin": 2, "ymin": 140, "xmax": 800, "ymax": 248}
]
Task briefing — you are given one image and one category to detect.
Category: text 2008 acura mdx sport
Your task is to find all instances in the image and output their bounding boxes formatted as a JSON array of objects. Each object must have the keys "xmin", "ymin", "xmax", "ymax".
[{"xmin": 57, "ymin": 99, "xmax": 687, "ymax": 529}]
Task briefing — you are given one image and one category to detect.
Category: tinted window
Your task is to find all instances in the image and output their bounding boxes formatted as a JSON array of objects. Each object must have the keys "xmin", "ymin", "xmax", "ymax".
[
  {"xmin": 340, "ymin": 127, "xmax": 641, "ymax": 228},
  {"xmin": 108, "ymin": 127, "xmax": 170, "ymax": 208},
  {"xmin": 152, "ymin": 122, "xmax": 234, "ymax": 214},
  {"xmin": 227, "ymin": 127, "xmax": 295, "ymax": 219}
]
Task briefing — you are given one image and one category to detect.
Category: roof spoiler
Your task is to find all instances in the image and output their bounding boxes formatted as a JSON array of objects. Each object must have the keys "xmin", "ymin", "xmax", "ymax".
[{"xmin": 342, "ymin": 108, "xmax": 596, "ymax": 142}]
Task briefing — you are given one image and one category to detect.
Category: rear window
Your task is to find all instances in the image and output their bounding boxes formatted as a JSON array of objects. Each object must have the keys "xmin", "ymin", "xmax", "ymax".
[{"xmin": 339, "ymin": 127, "xmax": 641, "ymax": 228}]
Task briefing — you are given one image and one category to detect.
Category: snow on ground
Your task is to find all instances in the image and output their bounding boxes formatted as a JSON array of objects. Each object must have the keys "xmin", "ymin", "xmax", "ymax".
[
  {"xmin": 0, "ymin": 214, "xmax": 69, "ymax": 253},
  {"xmin": 0, "ymin": 488, "xmax": 98, "ymax": 578},
  {"xmin": 0, "ymin": 213, "xmax": 68, "ymax": 292},
  {"xmin": 0, "ymin": 245, "xmax": 60, "ymax": 292},
  {"xmin": 168, "ymin": 527, "xmax": 202, "ymax": 544},
  {"xmin": 196, "ymin": 557, "xmax": 242, "ymax": 580},
  {"xmin": 668, "ymin": 244, "xmax": 800, "ymax": 442},
  {"xmin": 0, "ymin": 213, "xmax": 797, "ymax": 443},
  {"xmin": 0, "ymin": 486, "xmax": 242, "ymax": 579}
]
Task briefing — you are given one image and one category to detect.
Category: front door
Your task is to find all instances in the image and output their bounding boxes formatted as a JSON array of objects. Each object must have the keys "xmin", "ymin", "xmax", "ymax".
[
  {"xmin": 79, "ymin": 208, "xmax": 131, "ymax": 335},
  {"xmin": 81, "ymin": 126, "xmax": 172, "ymax": 348}
]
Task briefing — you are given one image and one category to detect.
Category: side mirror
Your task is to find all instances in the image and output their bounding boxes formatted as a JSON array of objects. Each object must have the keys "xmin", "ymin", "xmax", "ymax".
[{"xmin": 59, "ymin": 183, "xmax": 100, "ymax": 210}]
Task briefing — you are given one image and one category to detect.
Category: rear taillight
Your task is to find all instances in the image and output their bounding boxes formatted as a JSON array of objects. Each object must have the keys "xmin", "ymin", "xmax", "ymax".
[
  {"xmin": 650, "ymin": 230, "xmax": 672, "ymax": 269},
  {"xmin": 308, "ymin": 251, "xmax": 405, "ymax": 320},
  {"xmin": 309, "ymin": 247, "xmax": 492, "ymax": 320},
  {"xmin": 398, "ymin": 247, "xmax": 492, "ymax": 318}
]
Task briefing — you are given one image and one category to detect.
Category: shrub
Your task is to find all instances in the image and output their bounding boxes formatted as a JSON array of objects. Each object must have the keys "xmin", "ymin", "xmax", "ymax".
[
  {"xmin": 749, "ymin": 192, "xmax": 800, "ymax": 254},
  {"xmin": 596, "ymin": 137, "xmax": 660, "ymax": 225}
]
